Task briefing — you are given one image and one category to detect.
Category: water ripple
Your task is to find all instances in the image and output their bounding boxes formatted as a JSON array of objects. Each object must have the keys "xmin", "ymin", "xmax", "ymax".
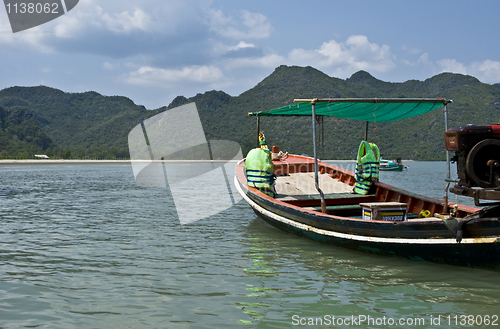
[{"xmin": 0, "ymin": 163, "xmax": 499, "ymax": 328}]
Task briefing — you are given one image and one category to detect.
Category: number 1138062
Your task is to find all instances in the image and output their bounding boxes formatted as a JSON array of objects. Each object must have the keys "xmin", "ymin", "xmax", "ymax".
[
  {"xmin": 446, "ymin": 314, "xmax": 498, "ymax": 326},
  {"xmin": 6, "ymin": 2, "xmax": 59, "ymax": 14}
]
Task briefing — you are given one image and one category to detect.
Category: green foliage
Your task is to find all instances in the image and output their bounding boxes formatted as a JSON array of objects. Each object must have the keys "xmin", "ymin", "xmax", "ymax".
[
  {"xmin": 0, "ymin": 86, "xmax": 154, "ymax": 159},
  {"xmin": 189, "ymin": 66, "xmax": 500, "ymax": 160},
  {"xmin": 1, "ymin": 66, "xmax": 499, "ymax": 160},
  {"xmin": 0, "ymin": 105, "xmax": 57, "ymax": 158}
]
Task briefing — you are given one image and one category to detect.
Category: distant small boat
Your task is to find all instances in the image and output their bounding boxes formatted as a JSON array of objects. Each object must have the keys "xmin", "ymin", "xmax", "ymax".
[{"xmin": 380, "ymin": 158, "xmax": 406, "ymax": 171}]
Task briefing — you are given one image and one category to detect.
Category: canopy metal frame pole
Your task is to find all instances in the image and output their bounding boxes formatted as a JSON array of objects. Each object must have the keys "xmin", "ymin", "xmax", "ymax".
[
  {"xmin": 443, "ymin": 103, "xmax": 451, "ymax": 214},
  {"xmin": 256, "ymin": 114, "xmax": 260, "ymax": 148},
  {"xmin": 311, "ymin": 99, "xmax": 327, "ymax": 213},
  {"xmin": 249, "ymin": 97, "xmax": 452, "ymax": 213},
  {"xmin": 444, "ymin": 103, "xmax": 450, "ymax": 179}
]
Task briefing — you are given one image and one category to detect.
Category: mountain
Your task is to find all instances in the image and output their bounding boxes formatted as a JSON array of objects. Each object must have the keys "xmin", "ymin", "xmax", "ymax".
[
  {"xmin": 0, "ymin": 105, "xmax": 57, "ymax": 157},
  {"xmin": 0, "ymin": 86, "xmax": 162, "ymax": 158},
  {"xmin": 1, "ymin": 65, "xmax": 499, "ymax": 160},
  {"xmin": 179, "ymin": 65, "xmax": 500, "ymax": 160}
]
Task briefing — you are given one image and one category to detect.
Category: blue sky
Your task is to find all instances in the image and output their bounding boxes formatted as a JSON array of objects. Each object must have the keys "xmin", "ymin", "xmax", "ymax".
[{"xmin": 1, "ymin": 0, "xmax": 499, "ymax": 109}]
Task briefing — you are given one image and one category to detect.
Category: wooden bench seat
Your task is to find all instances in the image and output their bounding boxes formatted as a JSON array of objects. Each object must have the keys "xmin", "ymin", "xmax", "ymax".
[{"xmin": 278, "ymin": 192, "xmax": 376, "ymax": 207}]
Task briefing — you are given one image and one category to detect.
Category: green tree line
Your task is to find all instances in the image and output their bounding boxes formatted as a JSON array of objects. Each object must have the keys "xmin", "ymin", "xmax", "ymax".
[{"xmin": 1, "ymin": 66, "xmax": 500, "ymax": 160}]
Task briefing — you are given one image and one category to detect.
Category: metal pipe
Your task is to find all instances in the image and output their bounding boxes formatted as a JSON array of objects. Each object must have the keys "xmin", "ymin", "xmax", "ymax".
[
  {"xmin": 256, "ymin": 114, "xmax": 260, "ymax": 148},
  {"xmin": 444, "ymin": 103, "xmax": 450, "ymax": 179},
  {"xmin": 443, "ymin": 103, "xmax": 450, "ymax": 214},
  {"xmin": 294, "ymin": 98, "xmax": 449, "ymax": 104},
  {"xmin": 364, "ymin": 121, "xmax": 369, "ymax": 141},
  {"xmin": 311, "ymin": 99, "xmax": 326, "ymax": 213}
]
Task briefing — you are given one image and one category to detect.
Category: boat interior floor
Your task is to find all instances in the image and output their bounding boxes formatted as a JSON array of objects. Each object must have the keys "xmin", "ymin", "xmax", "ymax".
[
  {"xmin": 274, "ymin": 172, "xmax": 440, "ymax": 221},
  {"xmin": 275, "ymin": 173, "xmax": 367, "ymax": 216},
  {"xmin": 275, "ymin": 172, "xmax": 353, "ymax": 199}
]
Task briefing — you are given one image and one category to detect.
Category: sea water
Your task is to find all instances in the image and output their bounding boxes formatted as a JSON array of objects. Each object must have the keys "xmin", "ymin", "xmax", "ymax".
[{"xmin": 0, "ymin": 162, "xmax": 498, "ymax": 328}]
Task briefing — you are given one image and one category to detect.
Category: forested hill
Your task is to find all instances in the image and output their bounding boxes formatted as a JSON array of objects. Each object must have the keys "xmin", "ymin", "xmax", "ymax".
[
  {"xmin": 170, "ymin": 65, "xmax": 500, "ymax": 160},
  {"xmin": 0, "ymin": 86, "xmax": 162, "ymax": 158},
  {"xmin": 2, "ymin": 65, "xmax": 500, "ymax": 160}
]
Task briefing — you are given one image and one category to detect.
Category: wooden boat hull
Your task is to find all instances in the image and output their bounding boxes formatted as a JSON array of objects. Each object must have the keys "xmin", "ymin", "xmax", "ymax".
[{"xmin": 236, "ymin": 155, "xmax": 500, "ymax": 269}]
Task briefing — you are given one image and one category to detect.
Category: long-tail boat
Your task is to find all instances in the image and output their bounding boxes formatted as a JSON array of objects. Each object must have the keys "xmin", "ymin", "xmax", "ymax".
[{"xmin": 235, "ymin": 98, "xmax": 500, "ymax": 269}]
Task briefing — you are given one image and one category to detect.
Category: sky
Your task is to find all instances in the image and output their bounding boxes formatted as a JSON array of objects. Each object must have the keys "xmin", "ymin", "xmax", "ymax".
[{"xmin": 1, "ymin": 0, "xmax": 500, "ymax": 110}]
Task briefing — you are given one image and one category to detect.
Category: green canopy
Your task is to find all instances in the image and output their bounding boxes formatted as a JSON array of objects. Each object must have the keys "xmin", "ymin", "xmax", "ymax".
[{"xmin": 248, "ymin": 98, "xmax": 451, "ymax": 123}]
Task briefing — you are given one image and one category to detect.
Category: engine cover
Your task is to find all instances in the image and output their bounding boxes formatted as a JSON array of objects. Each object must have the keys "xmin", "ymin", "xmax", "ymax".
[{"xmin": 445, "ymin": 124, "xmax": 500, "ymax": 189}]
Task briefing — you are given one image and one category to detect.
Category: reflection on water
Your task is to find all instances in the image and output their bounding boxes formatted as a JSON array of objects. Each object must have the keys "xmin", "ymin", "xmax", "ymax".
[
  {"xmin": 240, "ymin": 218, "xmax": 500, "ymax": 327},
  {"xmin": 0, "ymin": 163, "xmax": 498, "ymax": 328}
]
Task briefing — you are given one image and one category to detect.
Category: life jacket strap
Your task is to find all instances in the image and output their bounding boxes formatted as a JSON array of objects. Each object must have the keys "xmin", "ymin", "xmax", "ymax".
[{"xmin": 246, "ymin": 169, "xmax": 276, "ymax": 184}]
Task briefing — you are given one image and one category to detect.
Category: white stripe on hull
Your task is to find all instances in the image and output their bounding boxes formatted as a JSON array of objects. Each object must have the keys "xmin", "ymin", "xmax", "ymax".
[{"xmin": 235, "ymin": 176, "xmax": 499, "ymax": 246}]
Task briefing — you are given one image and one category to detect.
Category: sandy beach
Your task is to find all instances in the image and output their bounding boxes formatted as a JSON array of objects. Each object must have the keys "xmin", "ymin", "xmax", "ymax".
[
  {"xmin": 0, "ymin": 159, "xmax": 240, "ymax": 165},
  {"xmin": 0, "ymin": 159, "xmax": 132, "ymax": 165},
  {"xmin": 0, "ymin": 159, "xmax": 414, "ymax": 165}
]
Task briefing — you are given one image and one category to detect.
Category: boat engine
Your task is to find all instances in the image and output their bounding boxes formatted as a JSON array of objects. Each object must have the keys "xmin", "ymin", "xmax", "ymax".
[{"xmin": 445, "ymin": 124, "xmax": 500, "ymax": 203}]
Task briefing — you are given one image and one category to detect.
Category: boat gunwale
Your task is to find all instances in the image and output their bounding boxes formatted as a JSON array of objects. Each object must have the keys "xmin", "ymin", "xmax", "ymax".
[
  {"xmin": 236, "ymin": 156, "xmax": 373, "ymax": 223},
  {"xmin": 236, "ymin": 154, "xmax": 479, "ymax": 223},
  {"xmin": 235, "ymin": 174, "xmax": 500, "ymax": 245}
]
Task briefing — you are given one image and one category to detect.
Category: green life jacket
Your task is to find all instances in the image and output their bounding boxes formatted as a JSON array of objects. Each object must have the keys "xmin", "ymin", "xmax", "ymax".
[
  {"xmin": 245, "ymin": 147, "xmax": 276, "ymax": 197},
  {"xmin": 354, "ymin": 141, "xmax": 380, "ymax": 195}
]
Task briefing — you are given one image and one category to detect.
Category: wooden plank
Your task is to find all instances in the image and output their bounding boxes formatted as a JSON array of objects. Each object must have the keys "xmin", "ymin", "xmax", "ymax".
[
  {"xmin": 281, "ymin": 193, "xmax": 376, "ymax": 207},
  {"xmin": 304, "ymin": 204, "xmax": 362, "ymax": 211}
]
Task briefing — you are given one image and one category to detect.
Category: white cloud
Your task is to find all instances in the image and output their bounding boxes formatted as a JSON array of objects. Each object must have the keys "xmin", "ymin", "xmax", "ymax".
[
  {"xmin": 437, "ymin": 59, "xmax": 468, "ymax": 75},
  {"xmin": 0, "ymin": 0, "xmax": 272, "ymax": 68},
  {"xmin": 402, "ymin": 53, "xmax": 434, "ymax": 70},
  {"xmin": 418, "ymin": 53, "xmax": 431, "ymax": 65},
  {"xmin": 240, "ymin": 10, "xmax": 272, "ymax": 39},
  {"xmin": 101, "ymin": 8, "xmax": 150, "ymax": 33},
  {"xmin": 469, "ymin": 59, "xmax": 500, "ymax": 83},
  {"xmin": 228, "ymin": 41, "xmax": 255, "ymax": 51},
  {"xmin": 0, "ymin": 0, "xmax": 153, "ymax": 54},
  {"xmin": 206, "ymin": 9, "xmax": 272, "ymax": 39},
  {"xmin": 436, "ymin": 58, "xmax": 500, "ymax": 83},
  {"xmin": 0, "ymin": 10, "xmax": 54, "ymax": 53},
  {"xmin": 224, "ymin": 53, "xmax": 285, "ymax": 70},
  {"xmin": 2, "ymin": 0, "xmax": 207, "ymax": 46},
  {"xmin": 102, "ymin": 62, "xmax": 118, "ymax": 70},
  {"xmin": 0, "ymin": 30, "xmax": 54, "ymax": 53},
  {"xmin": 402, "ymin": 45, "xmax": 421, "ymax": 55},
  {"xmin": 288, "ymin": 35, "xmax": 396, "ymax": 77},
  {"xmin": 124, "ymin": 65, "xmax": 224, "ymax": 87},
  {"xmin": 53, "ymin": 14, "xmax": 82, "ymax": 38},
  {"xmin": 54, "ymin": 3, "xmax": 151, "ymax": 38}
]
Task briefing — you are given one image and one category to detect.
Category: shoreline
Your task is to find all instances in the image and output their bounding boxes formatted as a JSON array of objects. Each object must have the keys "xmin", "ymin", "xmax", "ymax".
[
  {"xmin": 0, "ymin": 159, "xmax": 242, "ymax": 165},
  {"xmin": 0, "ymin": 159, "xmax": 419, "ymax": 165},
  {"xmin": 0, "ymin": 159, "xmax": 132, "ymax": 165}
]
